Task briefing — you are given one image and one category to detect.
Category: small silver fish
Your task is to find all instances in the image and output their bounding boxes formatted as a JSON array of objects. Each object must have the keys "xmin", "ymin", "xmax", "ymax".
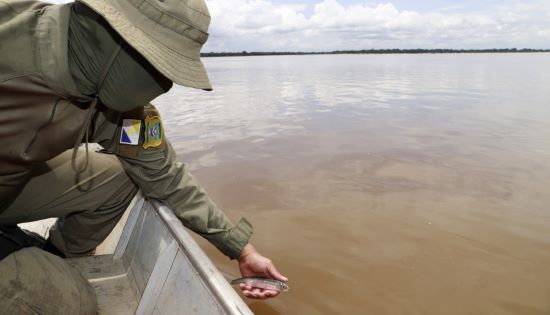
[{"xmin": 230, "ymin": 277, "xmax": 289, "ymax": 292}]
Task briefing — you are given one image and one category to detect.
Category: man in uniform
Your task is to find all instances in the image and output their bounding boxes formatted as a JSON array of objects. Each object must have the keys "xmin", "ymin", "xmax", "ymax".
[{"xmin": 0, "ymin": 0, "xmax": 287, "ymax": 313}]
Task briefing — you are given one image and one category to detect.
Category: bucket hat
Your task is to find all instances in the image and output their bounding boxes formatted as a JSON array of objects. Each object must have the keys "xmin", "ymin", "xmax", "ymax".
[{"xmin": 77, "ymin": 0, "xmax": 212, "ymax": 90}]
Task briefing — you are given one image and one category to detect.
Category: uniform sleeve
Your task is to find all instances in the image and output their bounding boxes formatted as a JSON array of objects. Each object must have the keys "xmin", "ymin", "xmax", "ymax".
[{"xmin": 91, "ymin": 105, "xmax": 252, "ymax": 259}]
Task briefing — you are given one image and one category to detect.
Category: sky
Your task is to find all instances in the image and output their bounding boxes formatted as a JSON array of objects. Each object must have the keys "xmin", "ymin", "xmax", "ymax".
[{"xmin": 49, "ymin": 0, "xmax": 550, "ymax": 52}]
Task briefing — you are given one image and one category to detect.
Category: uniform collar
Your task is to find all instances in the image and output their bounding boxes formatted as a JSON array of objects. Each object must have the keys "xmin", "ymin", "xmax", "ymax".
[{"xmin": 35, "ymin": 3, "xmax": 92, "ymax": 103}]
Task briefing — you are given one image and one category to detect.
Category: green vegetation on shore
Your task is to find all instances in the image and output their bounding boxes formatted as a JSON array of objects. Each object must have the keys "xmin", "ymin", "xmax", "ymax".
[{"xmin": 202, "ymin": 48, "xmax": 549, "ymax": 57}]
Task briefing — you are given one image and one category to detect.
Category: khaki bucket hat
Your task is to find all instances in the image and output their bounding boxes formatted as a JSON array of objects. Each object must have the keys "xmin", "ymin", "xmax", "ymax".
[{"xmin": 77, "ymin": 0, "xmax": 212, "ymax": 90}]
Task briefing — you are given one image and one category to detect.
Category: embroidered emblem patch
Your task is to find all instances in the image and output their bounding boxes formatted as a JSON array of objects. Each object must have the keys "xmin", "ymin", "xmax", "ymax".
[
  {"xmin": 143, "ymin": 115, "xmax": 163, "ymax": 149},
  {"xmin": 120, "ymin": 119, "xmax": 141, "ymax": 145}
]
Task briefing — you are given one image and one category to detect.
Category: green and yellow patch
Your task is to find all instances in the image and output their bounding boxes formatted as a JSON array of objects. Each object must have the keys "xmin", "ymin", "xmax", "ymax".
[{"xmin": 143, "ymin": 115, "xmax": 163, "ymax": 149}]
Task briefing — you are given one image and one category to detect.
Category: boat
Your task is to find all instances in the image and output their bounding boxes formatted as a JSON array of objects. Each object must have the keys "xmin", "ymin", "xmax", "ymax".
[{"xmin": 20, "ymin": 192, "xmax": 253, "ymax": 315}]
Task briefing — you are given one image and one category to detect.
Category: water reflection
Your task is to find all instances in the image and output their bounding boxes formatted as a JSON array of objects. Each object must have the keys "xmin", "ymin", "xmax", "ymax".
[{"xmin": 153, "ymin": 53, "xmax": 550, "ymax": 315}]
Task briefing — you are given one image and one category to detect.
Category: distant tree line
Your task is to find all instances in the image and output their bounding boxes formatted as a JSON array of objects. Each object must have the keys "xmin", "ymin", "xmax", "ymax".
[{"xmin": 202, "ymin": 48, "xmax": 549, "ymax": 57}]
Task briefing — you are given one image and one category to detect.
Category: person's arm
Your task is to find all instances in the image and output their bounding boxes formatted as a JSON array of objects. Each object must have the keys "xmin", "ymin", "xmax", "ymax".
[
  {"xmin": 93, "ymin": 104, "xmax": 249, "ymax": 257},
  {"xmin": 92, "ymin": 105, "xmax": 287, "ymax": 297},
  {"xmin": 124, "ymin": 139, "xmax": 254, "ymax": 257}
]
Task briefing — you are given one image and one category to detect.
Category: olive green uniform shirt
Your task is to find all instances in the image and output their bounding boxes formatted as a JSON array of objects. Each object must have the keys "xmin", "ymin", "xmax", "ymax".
[{"xmin": 0, "ymin": 0, "xmax": 252, "ymax": 259}]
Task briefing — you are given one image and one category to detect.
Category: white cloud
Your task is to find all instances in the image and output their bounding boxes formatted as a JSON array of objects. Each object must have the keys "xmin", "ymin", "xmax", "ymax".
[
  {"xmin": 204, "ymin": 0, "xmax": 550, "ymax": 51},
  {"xmin": 538, "ymin": 29, "xmax": 550, "ymax": 39},
  {"xmin": 207, "ymin": 0, "xmax": 308, "ymax": 36}
]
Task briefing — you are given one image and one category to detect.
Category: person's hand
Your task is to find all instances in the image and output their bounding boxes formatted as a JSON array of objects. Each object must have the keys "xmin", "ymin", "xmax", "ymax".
[{"xmin": 237, "ymin": 243, "xmax": 288, "ymax": 299}]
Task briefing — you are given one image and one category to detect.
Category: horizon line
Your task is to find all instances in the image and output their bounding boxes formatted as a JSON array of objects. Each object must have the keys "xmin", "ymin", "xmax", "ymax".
[{"xmin": 202, "ymin": 48, "xmax": 550, "ymax": 57}]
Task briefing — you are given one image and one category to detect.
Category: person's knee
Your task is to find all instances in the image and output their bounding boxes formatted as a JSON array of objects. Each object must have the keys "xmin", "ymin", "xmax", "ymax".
[
  {"xmin": 77, "ymin": 151, "xmax": 137, "ymax": 203},
  {"xmin": 90, "ymin": 151, "xmax": 137, "ymax": 198},
  {"xmin": 87, "ymin": 151, "xmax": 127, "ymax": 183},
  {"xmin": 0, "ymin": 247, "xmax": 97, "ymax": 315}
]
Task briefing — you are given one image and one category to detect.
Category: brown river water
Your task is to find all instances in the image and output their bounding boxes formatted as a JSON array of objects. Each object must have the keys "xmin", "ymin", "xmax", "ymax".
[{"xmin": 153, "ymin": 54, "xmax": 550, "ymax": 315}]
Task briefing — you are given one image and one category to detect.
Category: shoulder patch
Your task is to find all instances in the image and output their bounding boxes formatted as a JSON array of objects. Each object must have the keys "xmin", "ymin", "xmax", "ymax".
[
  {"xmin": 120, "ymin": 119, "xmax": 141, "ymax": 145},
  {"xmin": 143, "ymin": 115, "xmax": 163, "ymax": 149}
]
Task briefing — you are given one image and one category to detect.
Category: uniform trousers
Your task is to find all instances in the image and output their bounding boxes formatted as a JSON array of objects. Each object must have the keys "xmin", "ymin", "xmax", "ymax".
[
  {"xmin": 0, "ymin": 147, "xmax": 138, "ymax": 315},
  {"xmin": 0, "ymin": 147, "xmax": 138, "ymax": 256}
]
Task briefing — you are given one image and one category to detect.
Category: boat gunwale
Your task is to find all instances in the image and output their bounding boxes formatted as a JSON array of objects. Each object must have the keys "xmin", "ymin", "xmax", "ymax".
[{"xmin": 151, "ymin": 199, "xmax": 252, "ymax": 315}]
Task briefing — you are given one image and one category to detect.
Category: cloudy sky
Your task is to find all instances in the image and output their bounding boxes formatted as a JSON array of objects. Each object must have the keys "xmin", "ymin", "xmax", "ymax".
[{"xmin": 49, "ymin": 0, "xmax": 550, "ymax": 51}]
